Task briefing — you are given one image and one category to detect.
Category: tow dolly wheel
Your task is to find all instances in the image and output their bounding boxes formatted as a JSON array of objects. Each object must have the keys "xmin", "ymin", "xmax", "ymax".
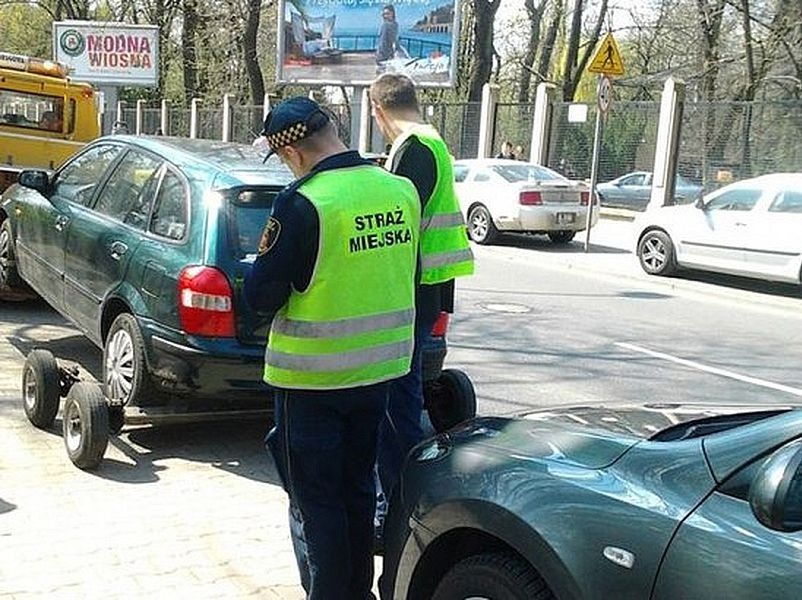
[
  {"xmin": 62, "ymin": 382, "xmax": 109, "ymax": 470},
  {"xmin": 22, "ymin": 349, "xmax": 61, "ymax": 429},
  {"xmin": 424, "ymin": 368, "xmax": 477, "ymax": 433}
]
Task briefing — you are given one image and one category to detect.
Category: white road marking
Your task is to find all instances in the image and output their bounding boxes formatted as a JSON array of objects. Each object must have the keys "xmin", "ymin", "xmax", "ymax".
[{"xmin": 616, "ymin": 342, "xmax": 802, "ymax": 398}]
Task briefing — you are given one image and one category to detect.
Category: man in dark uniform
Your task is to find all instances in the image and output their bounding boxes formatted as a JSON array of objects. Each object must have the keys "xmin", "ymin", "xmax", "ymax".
[
  {"xmin": 369, "ymin": 74, "xmax": 474, "ymax": 541},
  {"xmin": 244, "ymin": 97, "xmax": 421, "ymax": 600}
]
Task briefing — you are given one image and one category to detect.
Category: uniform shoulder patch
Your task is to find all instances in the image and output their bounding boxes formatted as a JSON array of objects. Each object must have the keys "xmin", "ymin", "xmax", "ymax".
[{"xmin": 257, "ymin": 217, "xmax": 281, "ymax": 255}]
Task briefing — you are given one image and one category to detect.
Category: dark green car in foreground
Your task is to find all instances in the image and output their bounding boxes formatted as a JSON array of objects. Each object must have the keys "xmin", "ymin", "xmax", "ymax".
[
  {"xmin": 382, "ymin": 403, "xmax": 802, "ymax": 600},
  {"xmin": 0, "ymin": 136, "xmax": 294, "ymax": 419}
]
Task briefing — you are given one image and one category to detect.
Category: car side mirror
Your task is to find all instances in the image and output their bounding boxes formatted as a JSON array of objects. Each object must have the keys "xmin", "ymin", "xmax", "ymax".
[
  {"xmin": 18, "ymin": 170, "xmax": 50, "ymax": 195},
  {"xmin": 694, "ymin": 196, "xmax": 705, "ymax": 210},
  {"xmin": 749, "ymin": 438, "xmax": 802, "ymax": 533}
]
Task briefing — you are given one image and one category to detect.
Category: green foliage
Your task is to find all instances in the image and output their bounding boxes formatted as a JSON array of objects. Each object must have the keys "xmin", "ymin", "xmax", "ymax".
[{"xmin": 0, "ymin": 5, "xmax": 53, "ymax": 59}]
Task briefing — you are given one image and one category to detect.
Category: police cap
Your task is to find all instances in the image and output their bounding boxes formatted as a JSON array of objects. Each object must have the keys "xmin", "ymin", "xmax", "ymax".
[{"xmin": 260, "ymin": 97, "xmax": 331, "ymax": 157}]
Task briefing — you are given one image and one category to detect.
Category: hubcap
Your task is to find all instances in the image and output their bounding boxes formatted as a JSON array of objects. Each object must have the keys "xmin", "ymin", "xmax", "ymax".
[
  {"xmin": 23, "ymin": 365, "xmax": 37, "ymax": 412},
  {"xmin": 641, "ymin": 236, "xmax": 667, "ymax": 271},
  {"xmin": 470, "ymin": 211, "xmax": 487, "ymax": 240},
  {"xmin": 65, "ymin": 399, "xmax": 82, "ymax": 452},
  {"xmin": 0, "ymin": 228, "xmax": 10, "ymax": 287},
  {"xmin": 105, "ymin": 328, "xmax": 135, "ymax": 402}
]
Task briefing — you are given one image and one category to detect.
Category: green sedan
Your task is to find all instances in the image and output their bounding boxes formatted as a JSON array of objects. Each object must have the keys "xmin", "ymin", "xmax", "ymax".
[{"xmin": 381, "ymin": 403, "xmax": 802, "ymax": 599}]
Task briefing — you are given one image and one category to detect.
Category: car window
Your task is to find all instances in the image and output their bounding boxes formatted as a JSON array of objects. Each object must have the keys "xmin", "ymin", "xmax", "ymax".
[
  {"xmin": 473, "ymin": 169, "xmax": 492, "ymax": 182},
  {"xmin": 149, "ymin": 168, "xmax": 188, "ymax": 241},
  {"xmin": 454, "ymin": 165, "xmax": 469, "ymax": 183},
  {"xmin": 95, "ymin": 150, "xmax": 162, "ymax": 226},
  {"xmin": 768, "ymin": 190, "xmax": 802, "ymax": 214},
  {"xmin": 705, "ymin": 188, "xmax": 762, "ymax": 212},
  {"xmin": 52, "ymin": 144, "xmax": 124, "ymax": 206},
  {"xmin": 620, "ymin": 174, "xmax": 646, "ymax": 186},
  {"xmin": 229, "ymin": 188, "xmax": 281, "ymax": 257},
  {"xmin": 491, "ymin": 164, "xmax": 565, "ymax": 183},
  {"xmin": 150, "ymin": 169, "xmax": 189, "ymax": 240}
]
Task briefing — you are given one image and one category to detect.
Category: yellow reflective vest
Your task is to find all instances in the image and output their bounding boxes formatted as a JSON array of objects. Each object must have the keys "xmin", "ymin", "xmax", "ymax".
[
  {"xmin": 387, "ymin": 124, "xmax": 474, "ymax": 284},
  {"xmin": 264, "ymin": 165, "xmax": 421, "ymax": 390}
]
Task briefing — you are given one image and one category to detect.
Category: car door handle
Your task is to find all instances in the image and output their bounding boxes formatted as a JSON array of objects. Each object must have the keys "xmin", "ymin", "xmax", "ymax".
[
  {"xmin": 109, "ymin": 241, "xmax": 129, "ymax": 260},
  {"xmin": 734, "ymin": 222, "xmax": 748, "ymax": 227},
  {"xmin": 54, "ymin": 215, "xmax": 69, "ymax": 231}
]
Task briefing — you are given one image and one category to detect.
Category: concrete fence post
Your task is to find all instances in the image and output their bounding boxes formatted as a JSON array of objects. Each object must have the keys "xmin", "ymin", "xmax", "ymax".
[
  {"xmin": 477, "ymin": 83, "xmax": 499, "ymax": 158},
  {"xmin": 135, "ymin": 99, "xmax": 145, "ymax": 135},
  {"xmin": 222, "ymin": 94, "xmax": 234, "ymax": 142},
  {"xmin": 649, "ymin": 77, "xmax": 686, "ymax": 208},
  {"xmin": 160, "ymin": 99, "xmax": 169, "ymax": 136},
  {"xmin": 115, "ymin": 101, "xmax": 125, "ymax": 125},
  {"xmin": 530, "ymin": 83, "xmax": 558, "ymax": 165},
  {"xmin": 190, "ymin": 98, "xmax": 201, "ymax": 139},
  {"xmin": 262, "ymin": 93, "xmax": 271, "ymax": 122},
  {"xmin": 359, "ymin": 87, "xmax": 372, "ymax": 154}
]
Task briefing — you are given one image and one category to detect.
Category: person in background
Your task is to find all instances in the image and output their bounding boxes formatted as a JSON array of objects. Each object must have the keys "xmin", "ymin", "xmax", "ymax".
[
  {"xmin": 38, "ymin": 111, "xmax": 62, "ymax": 132},
  {"xmin": 369, "ymin": 73, "xmax": 474, "ymax": 546},
  {"xmin": 495, "ymin": 140, "xmax": 517, "ymax": 160},
  {"xmin": 376, "ymin": 4, "xmax": 400, "ymax": 67},
  {"xmin": 244, "ymin": 96, "xmax": 420, "ymax": 600},
  {"xmin": 515, "ymin": 144, "xmax": 526, "ymax": 161}
]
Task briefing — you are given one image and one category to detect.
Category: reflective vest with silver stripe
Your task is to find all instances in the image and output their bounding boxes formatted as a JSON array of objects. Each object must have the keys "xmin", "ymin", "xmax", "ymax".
[
  {"xmin": 264, "ymin": 165, "xmax": 420, "ymax": 390},
  {"xmin": 387, "ymin": 124, "xmax": 474, "ymax": 284}
]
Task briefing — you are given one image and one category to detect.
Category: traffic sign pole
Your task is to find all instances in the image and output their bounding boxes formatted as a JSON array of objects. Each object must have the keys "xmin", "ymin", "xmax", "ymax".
[{"xmin": 584, "ymin": 75, "xmax": 605, "ymax": 253}]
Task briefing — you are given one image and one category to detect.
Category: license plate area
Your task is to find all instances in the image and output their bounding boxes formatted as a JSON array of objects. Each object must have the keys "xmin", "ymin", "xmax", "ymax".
[{"xmin": 556, "ymin": 212, "xmax": 576, "ymax": 225}]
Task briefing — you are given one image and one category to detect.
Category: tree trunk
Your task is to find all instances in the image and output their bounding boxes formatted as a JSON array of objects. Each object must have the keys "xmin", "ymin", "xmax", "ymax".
[
  {"xmin": 517, "ymin": 0, "xmax": 547, "ymax": 103},
  {"xmin": 243, "ymin": 0, "xmax": 265, "ymax": 105},
  {"xmin": 561, "ymin": 0, "xmax": 584, "ymax": 100},
  {"xmin": 537, "ymin": 1, "xmax": 562, "ymax": 83},
  {"xmin": 467, "ymin": 0, "xmax": 502, "ymax": 102},
  {"xmin": 182, "ymin": 0, "xmax": 200, "ymax": 104}
]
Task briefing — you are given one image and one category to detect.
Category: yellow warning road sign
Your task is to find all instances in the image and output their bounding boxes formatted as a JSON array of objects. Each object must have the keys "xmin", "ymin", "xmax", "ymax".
[{"xmin": 588, "ymin": 32, "xmax": 625, "ymax": 76}]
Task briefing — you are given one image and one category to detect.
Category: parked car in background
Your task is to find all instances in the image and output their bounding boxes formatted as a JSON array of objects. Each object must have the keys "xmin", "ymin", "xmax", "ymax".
[
  {"xmin": 634, "ymin": 173, "xmax": 802, "ymax": 287},
  {"xmin": 454, "ymin": 158, "xmax": 596, "ymax": 245},
  {"xmin": 597, "ymin": 171, "xmax": 703, "ymax": 211},
  {"xmin": 381, "ymin": 402, "xmax": 802, "ymax": 600}
]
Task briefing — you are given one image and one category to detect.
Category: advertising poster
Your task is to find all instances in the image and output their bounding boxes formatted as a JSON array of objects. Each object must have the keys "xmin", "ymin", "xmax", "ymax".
[
  {"xmin": 277, "ymin": 0, "xmax": 459, "ymax": 87},
  {"xmin": 53, "ymin": 21, "xmax": 159, "ymax": 86}
]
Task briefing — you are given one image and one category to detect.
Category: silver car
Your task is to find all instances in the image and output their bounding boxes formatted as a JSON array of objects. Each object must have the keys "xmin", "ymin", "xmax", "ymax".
[
  {"xmin": 634, "ymin": 173, "xmax": 802, "ymax": 285},
  {"xmin": 454, "ymin": 158, "xmax": 596, "ymax": 245},
  {"xmin": 598, "ymin": 171, "xmax": 703, "ymax": 210}
]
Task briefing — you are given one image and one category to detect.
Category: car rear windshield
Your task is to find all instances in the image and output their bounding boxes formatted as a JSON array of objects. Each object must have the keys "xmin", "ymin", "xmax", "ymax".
[
  {"xmin": 651, "ymin": 410, "xmax": 787, "ymax": 442},
  {"xmin": 492, "ymin": 164, "xmax": 566, "ymax": 183},
  {"xmin": 228, "ymin": 188, "xmax": 281, "ymax": 257}
]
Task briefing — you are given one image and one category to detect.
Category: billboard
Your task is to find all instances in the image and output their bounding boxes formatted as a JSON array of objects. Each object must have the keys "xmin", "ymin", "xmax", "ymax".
[
  {"xmin": 53, "ymin": 21, "xmax": 159, "ymax": 86},
  {"xmin": 277, "ymin": 0, "xmax": 459, "ymax": 87}
]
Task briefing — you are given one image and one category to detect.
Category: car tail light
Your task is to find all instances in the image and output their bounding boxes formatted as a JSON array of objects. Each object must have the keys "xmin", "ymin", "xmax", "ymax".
[
  {"xmin": 519, "ymin": 191, "xmax": 543, "ymax": 205},
  {"xmin": 178, "ymin": 266, "xmax": 236, "ymax": 337},
  {"xmin": 580, "ymin": 191, "xmax": 590, "ymax": 206},
  {"xmin": 430, "ymin": 311, "xmax": 450, "ymax": 337}
]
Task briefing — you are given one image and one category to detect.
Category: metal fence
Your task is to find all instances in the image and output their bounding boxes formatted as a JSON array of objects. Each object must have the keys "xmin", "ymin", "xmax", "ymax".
[{"xmin": 111, "ymin": 98, "xmax": 800, "ymax": 189}]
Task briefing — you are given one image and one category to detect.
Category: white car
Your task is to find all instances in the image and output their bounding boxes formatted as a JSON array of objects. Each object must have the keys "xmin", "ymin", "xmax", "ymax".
[
  {"xmin": 453, "ymin": 158, "xmax": 596, "ymax": 245},
  {"xmin": 634, "ymin": 173, "xmax": 802, "ymax": 285}
]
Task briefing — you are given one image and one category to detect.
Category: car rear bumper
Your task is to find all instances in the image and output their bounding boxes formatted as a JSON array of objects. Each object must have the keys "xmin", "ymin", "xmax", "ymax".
[
  {"xmin": 516, "ymin": 205, "xmax": 599, "ymax": 231},
  {"xmin": 144, "ymin": 328, "xmax": 448, "ymax": 400}
]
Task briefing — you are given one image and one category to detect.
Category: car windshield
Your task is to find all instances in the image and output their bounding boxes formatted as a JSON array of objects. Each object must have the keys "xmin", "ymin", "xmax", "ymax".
[
  {"xmin": 491, "ymin": 164, "xmax": 566, "ymax": 183},
  {"xmin": 228, "ymin": 188, "xmax": 281, "ymax": 257}
]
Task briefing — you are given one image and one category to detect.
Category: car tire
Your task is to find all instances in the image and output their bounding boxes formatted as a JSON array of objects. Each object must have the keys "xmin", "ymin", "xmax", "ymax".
[
  {"xmin": 467, "ymin": 205, "xmax": 499, "ymax": 245},
  {"xmin": 0, "ymin": 219, "xmax": 28, "ymax": 298},
  {"xmin": 548, "ymin": 230, "xmax": 576, "ymax": 244},
  {"xmin": 103, "ymin": 313, "xmax": 154, "ymax": 407},
  {"xmin": 21, "ymin": 349, "xmax": 61, "ymax": 429},
  {"xmin": 62, "ymin": 382, "xmax": 109, "ymax": 470},
  {"xmin": 637, "ymin": 229, "xmax": 677, "ymax": 276},
  {"xmin": 424, "ymin": 368, "xmax": 476, "ymax": 433},
  {"xmin": 432, "ymin": 552, "xmax": 555, "ymax": 600}
]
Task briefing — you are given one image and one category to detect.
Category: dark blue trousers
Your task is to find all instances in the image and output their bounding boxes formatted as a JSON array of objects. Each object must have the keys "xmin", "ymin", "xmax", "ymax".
[{"xmin": 267, "ymin": 383, "xmax": 389, "ymax": 600}]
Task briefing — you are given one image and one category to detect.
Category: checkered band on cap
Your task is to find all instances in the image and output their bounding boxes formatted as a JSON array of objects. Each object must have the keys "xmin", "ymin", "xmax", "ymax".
[{"xmin": 266, "ymin": 122, "xmax": 309, "ymax": 150}]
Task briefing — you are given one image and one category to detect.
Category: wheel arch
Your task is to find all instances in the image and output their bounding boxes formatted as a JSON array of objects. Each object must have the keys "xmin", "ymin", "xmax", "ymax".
[
  {"xmin": 467, "ymin": 201, "xmax": 492, "ymax": 221},
  {"xmin": 636, "ymin": 225, "xmax": 671, "ymax": 253},
  {"xmin": 406, "ymin": 501, "xmax": 580, "ymax": 600},
  {"xmin": 100, "ymin": 297, "xmax": 133, "ymax": 343}
]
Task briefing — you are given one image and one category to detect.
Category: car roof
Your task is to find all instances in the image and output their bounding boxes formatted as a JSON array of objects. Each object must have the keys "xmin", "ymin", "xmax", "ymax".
[
  {"xmin": 454, "ymin": 158, "xmax": 526, "ymax": 166},
  {"xmin": 96, "ymin": 135, "xmax": 293, "ymax": 188}
]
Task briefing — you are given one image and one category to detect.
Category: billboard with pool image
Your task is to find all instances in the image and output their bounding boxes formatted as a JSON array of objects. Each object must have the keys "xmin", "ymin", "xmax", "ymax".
[{"xmin": 277, "ymin": 0, "xmax": 459, "ymax": 87}]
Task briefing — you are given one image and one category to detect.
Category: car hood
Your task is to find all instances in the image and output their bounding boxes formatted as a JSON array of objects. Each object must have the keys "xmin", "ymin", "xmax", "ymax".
[{"xmin": 439, "ymin": 403, "xmax": 760, "ymax": 469}]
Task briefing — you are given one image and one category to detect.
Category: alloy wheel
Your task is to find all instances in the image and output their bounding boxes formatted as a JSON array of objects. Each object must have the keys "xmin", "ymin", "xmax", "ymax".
[
  {"xmin": 470, "ymin": 210, "xmax": 488, "ymax": 241},
  {"xmin": 0, "ymin": 228, "xmax": 11, "ymax": 287},
  {"xmin": 640, "ymin": 235, "xmax": 667, "ymax": 272},
  {"xmin": 105, "ymin": 328, "xmax": 135, "ymax": 402},
  {"xmin": 22, "ymin": 364, "xmax": 37, "ymax": 414}
]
